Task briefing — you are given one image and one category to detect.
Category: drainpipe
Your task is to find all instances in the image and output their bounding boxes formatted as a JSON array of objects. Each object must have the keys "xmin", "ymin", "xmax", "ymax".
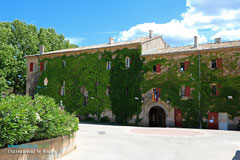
[{"xmin": 198, "ymin": 52, "xmax": 202, "ymax": 129}]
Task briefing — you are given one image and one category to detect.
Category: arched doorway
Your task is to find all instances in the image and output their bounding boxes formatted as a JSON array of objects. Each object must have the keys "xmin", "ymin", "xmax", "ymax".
[{"xmin": 149, "ymin": 106, "xmax": 166, "ymax": 127}]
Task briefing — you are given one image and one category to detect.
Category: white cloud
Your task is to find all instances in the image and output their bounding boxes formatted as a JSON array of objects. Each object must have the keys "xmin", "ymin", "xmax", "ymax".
[
  {"xmin": 211, "ymin": 29, "xmax": 240, "ymax": 41},
  {"xmin": 117, "ymin": 0, "xmax": 240, "ymax": 46},
  {"xmin": 118, "ymin": 21, "xmax": 207, "ymax": 46},
  {"xmin": 66, "ymin": 37, "xmax": 85, "ymax": 45}
]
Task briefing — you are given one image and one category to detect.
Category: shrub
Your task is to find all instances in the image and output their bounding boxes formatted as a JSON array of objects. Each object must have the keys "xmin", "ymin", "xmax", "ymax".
[
  {"xmin": 101, "ymin": 116, "xmax": 110, "ymax": 122},
  {"xmin": 0, "ymin": 95, "xmax": 79, "ymax": 148}
]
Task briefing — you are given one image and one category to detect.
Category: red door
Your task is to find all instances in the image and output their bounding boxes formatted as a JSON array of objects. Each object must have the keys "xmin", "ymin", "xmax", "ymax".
[
  {"xmin": 175, "ymin": 109, "xmax": 183, "ymax": 127},
  {"xmin": 208, "ymin": 112, "xmax": 218, "ymax": 129}
]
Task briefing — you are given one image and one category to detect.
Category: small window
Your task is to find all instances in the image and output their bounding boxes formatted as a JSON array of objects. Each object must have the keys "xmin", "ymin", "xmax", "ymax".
[
  {"xmin": 84, "ymin": 96, "xmax": 88, "ymax": 106},
  {"xmin": 126, "ymin": 58, "xmax": 130, "ymax": 68},
  {"xmin": 211, "ymin": 60, "xmax": 216, "ymax": 69},
  {"xmin": 107, "ymin": 61, "xmax": 111, "ymax": 70},
  {"xmin": 34, "ymin": 63, "xmax": 37, "ymax": 72},
  {"xmin": 106, "ymin": 86, "xmax": 110, "ymax": 95},
  {"xmin": 44, "ymin": 61, "xmax": 48, "ymax": 70},
  {"xmin": 180, "ymin": 63, "xmax": 184, "ymax": 71},
  {"xmin": 63, "ymin": 60, "xmax": 66, "ymax": 68},
  {"xmin": 180, "ymin": 87, "xmax": 185, "ymax": 97},
  {"xmin": 125, "ymin": 87, "xmax": 129, "ymax": 95},
  {"xmin": 61, "ymin": 86, "xmax": 65, "ymax": 96},
  {"xmin": 153, "ymin": 65, "xmax": 156, "ymax": 72},
  {"xmin": 212, "ymin": 85, "xmax": 217, "ymax": 96}
]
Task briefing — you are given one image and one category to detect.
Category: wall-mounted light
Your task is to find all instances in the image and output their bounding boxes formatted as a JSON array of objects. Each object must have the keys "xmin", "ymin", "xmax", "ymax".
[{"xmin": 228, "ymin": 96, "xmax": 233, "ymax": 99}]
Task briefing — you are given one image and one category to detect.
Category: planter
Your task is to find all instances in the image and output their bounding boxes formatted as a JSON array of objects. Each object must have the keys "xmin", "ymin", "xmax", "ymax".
[{"xmin": 0, "ymin": 133, "xmax": 76, "ymax": 160}]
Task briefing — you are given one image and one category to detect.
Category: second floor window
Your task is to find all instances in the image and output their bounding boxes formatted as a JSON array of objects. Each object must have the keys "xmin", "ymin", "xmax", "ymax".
[
  {"xmin": 107, "ymin": 61, "xmax": 111, "ymax": 70},
  {"xmin": 106, "ymin": 86, "xmax": 110, "ymax": 95},
  {"xmin": 126, "ymin": 57, "xmax": 130, "ymax": 68},
  {"xmin": 211, "ymin": 60, "xmax": 217, "ymax": 69}
]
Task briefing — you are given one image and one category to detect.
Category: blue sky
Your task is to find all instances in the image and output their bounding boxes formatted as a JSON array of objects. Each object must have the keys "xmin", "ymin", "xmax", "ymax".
[{"xmin": 1, "ymin": 0, "xmax": 240, "ymax": 47}]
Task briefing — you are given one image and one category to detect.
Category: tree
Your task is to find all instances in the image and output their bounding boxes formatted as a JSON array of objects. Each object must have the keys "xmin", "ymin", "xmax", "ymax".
[{"xmin": 0, "ymin": 19, "xmax": 78, "ymax": 95}]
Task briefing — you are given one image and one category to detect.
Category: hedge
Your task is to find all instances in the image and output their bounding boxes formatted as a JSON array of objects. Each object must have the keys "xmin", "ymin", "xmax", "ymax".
[{"xmin": 0, "ymin": 95, "xmax": 79, "ymax": 148}]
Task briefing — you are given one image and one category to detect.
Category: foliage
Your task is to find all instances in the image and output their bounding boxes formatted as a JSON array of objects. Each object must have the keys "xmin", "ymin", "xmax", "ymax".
[
  {"xmin": 0, "ymin": 19, "xmax": 78, "ymax": 95},
  {"xmin": 0, "ymin": 95, "xmax": 79, "ymax": 148},
  {"xmin": 38, "ymin": 48, "xmax": 144, "ymax": 124},
  {"xmin": 142, "ymin": 53, "xmax": 240, "ymax": 127}
]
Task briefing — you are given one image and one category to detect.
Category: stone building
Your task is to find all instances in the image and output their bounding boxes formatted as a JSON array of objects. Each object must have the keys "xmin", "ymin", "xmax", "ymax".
[{"xmin": 25, "ymin": 31, "xmax": 240, "ymax": 129}]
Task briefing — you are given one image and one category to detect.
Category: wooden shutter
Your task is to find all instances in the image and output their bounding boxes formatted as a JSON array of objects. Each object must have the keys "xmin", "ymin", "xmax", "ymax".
[
  {"xmin": 216, "ymin": 58, "xmax": 223, "ymax": 69},
  {"xmin": 130, "ymin": 59, "xmax": 132, "ymax": 64},
  {"xmin": 185, "ymin": 86, "xmax": 191, "ymax": 97},
  {"xmin": 30, "ymin": 62, "xmax": 33, "ymax": 72},
  {"xmin": 184, "ymin": 61, "xmax": 189, "ymax": 71},
  {"xmin": 156, "ymin": 64, "xmax": 161, "ymax": 73},
  {"xmin": 216, "ymin": 85, "xmax": 219, "ymax": 96},
  {"xmin": 40, "ymin": 62, "xmax": 44, "ymax": 71}
]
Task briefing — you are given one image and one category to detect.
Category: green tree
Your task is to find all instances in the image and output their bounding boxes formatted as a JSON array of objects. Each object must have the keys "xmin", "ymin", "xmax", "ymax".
[{"xmin": 0, "ymin": 19, "xmax": 78, "ymax": 95}]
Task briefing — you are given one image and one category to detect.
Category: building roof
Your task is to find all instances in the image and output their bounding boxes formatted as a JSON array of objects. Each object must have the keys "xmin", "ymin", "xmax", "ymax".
[
  {"xmin": 25, "ymin": 36, "xmax": 161, "ymax": 58},
  {"xmin": 145, "ymin": 40, "xmax": 240, "ymax": 56}
]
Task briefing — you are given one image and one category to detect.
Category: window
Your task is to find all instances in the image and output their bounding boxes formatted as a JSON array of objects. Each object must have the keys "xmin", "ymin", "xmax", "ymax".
[
  {"xmin": 33, "ymin": 63, "xmax": 37, "ymax": 72},
  {"xmin": 211, "ymin": 85, "xmax": 219, "ymax": 96},
  {"xmin": 153, "ymin": 65, "xmax": 156, "ymax": 72},
  {"xmin": 61, "ymin": 86, "xmax": 65, "ymax": 96},
  {"xmin": 63, "ymin": 60, "xmax": 66, "ymax": 68},
  {"xmin": 180, "ymin": 61, "xmax": 189, "ymax": 71},
  {"xmin": 180, "ymin": 86, "xmax": 190, "ymax": 97},
  {"xmin": 60, "ymin": 81, "xmax": 65, "ymax": 96},
  {"xmin": 126, "ymin": 57, "xmax": 130, "ymax": 68},
  {"xmin": 106, "ymin": 86, "xmax": 110, "ymax": 95},
  {"xmin": 125, "ymin": 87, "xmax": 129, "ymax": 95},
  {"xmin": 107, "ymin": 61, "xmax": 111, "ymax": 70},
  {"xmin": 180, "ymin": 87, "xmax": 185, "ymax": 97},
  {"xmin": 83, "ymin": 89, "xmax": 88, "ymax": 106},
  {"xmin": 211, "ymin": 60, "xmax": 216, "ymax": 69},
  {"xmin": 44, "ymin": 61, "xmax": 47, "ymax": 70},
  {"xmin": 84, "ymin": 96, "xmax": 88, "ymax": 106},
  {"xmin": 180, "ymin": 63, "xmax": 185, "ymax": 71}
]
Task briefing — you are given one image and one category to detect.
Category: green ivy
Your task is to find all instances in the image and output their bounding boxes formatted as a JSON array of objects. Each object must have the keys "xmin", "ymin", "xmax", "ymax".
[{"xmin": 38, "ymin": 48, "xmax": 144, "ymax": 124}]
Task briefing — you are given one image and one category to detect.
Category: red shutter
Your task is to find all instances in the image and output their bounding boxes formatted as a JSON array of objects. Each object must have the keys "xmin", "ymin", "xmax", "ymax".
[
  {"xmin": 157, "ymin": 88, "xmax": 161, "ymax": 98},
  {"xmin": 184, "ymin": 61, "xmax": 189, "ymax": 71},
  {"xmin": 216, "ymin": 58, "xmax": 223, "ymax": 69},
  {"xmin": 30, "ymin": 62, "xmax": 33, "ymax": 72},
  {"xmin": 216, "ymin": 86, "xmax": 219, "ymax": 96},
  {"xmin": 185, "ymin": 86, "xmax": 191, "ymax": 97},
  {"xmin": 40, "ymin": 62, "xmax": 44, "ymax": 71},
  {"xmin": 156, "ymin": 64, "xmax": 161, "ymax": 73},
  {"xmin": 130, "ymin": 59, "xmax": 132, "ymax": 64}
]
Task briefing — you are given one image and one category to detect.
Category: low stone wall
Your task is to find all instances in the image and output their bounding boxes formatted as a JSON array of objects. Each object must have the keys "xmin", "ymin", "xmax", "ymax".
[{"xmin": 0, "ymin": 133, "xmax": 76, "ymax": 160}]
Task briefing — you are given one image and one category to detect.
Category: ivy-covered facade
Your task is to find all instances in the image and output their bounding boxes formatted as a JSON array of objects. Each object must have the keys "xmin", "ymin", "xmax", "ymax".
[{"xmin": 25, "ymin": 35, "xmax": 240, "ymax": 129}]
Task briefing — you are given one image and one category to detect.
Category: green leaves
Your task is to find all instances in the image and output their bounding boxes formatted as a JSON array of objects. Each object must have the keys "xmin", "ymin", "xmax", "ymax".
[
  {"xmin": 0, "ymin": 19, "xmax": 78, "ymax": 95},
  {"xmin": 0, "ymin": 95, "xmax": 79, "ymax": 148}
]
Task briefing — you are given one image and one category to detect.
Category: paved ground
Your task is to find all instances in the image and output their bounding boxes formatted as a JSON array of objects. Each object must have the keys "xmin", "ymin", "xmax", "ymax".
[{"xmin": 59, "ymin": 123, "xmax": 240, "ymax": 160}]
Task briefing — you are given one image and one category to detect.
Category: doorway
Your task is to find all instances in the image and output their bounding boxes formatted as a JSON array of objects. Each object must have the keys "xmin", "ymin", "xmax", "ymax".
[{"xmin": 149, "ymin": 106, "xmax": 166, "ymax": 127}]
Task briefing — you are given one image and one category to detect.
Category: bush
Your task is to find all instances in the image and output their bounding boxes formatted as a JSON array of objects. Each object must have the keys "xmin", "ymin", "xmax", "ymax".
[
  {"xmin": 101, "ymin": 116, "xmax": 110, "ymax": 122},
  {"xmin": 0, "ymin": 95, "xmax": 79, "ymax": 148}
]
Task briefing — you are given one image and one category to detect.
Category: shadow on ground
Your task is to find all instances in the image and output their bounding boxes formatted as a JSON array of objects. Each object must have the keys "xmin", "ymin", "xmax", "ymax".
[{"xmin": 232, "ymin": 150, "xmax": 240, "ymax": 160}]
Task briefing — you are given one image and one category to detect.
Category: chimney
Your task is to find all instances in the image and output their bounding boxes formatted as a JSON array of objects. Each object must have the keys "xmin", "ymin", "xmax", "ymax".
[
  {"xmin": 40, "ymin": 45, "xmax": 44, "ymax": 55},
  {"xmin": 194, "ymin": 36, "xmax": 198, "ymax": 48},
  {"xmin": 215, "ymin": 38, "xmax": 221, "ymax": 43},
  {"xmin": 149, "ymin": 30, "xmax": 153, "ymax": 38},
  {"xmin": 109, "ymin": 37, "xmax": 114, "ymax": 45}
]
